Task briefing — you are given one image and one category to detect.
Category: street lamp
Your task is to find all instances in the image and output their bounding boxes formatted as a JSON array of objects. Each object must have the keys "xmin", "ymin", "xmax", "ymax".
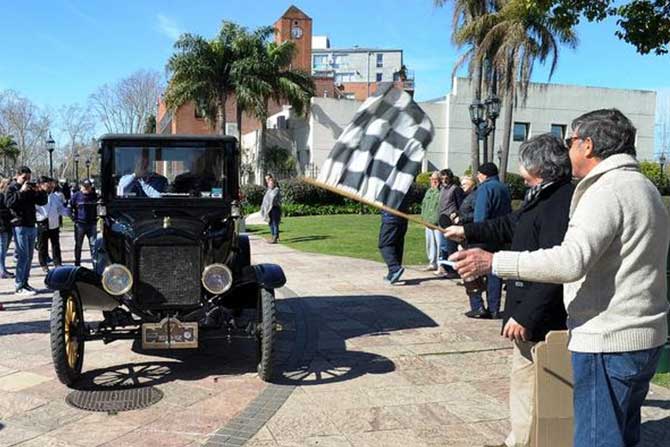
[
  {"xmin": 74, "ymin": 152, "xmax": 80, "ymax": 185},
  {"xmin": 469, "ymin": 94, "xmax": 501, "ymax": 164},
  {"xmin": 85, "ymin": 158, "xmax": 91, "ymax": 180},
  {"xmin": 46, "ymin": 133, "xmax": 55, "ymax": 178}
]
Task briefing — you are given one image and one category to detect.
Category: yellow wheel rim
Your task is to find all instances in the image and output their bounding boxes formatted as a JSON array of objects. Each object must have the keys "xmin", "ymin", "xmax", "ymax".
[{"xmin": 64, "ymin": 295, "xmax": 80, "ymax": 369}]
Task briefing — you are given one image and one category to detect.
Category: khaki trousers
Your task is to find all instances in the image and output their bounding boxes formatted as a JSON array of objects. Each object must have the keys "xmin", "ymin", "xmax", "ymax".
[{"xmin": 505, "ymin": 340, "xmax": 538, "ymax": 447}]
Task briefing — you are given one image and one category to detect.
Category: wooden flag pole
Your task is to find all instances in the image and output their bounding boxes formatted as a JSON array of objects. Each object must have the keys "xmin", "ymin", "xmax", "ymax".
[{"xmin": 301, "ymin": 176, "xmax": 442, "ymax": 232}]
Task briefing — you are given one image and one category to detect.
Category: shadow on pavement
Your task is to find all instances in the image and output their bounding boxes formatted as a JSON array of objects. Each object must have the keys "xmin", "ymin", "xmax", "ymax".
[
  {"xmin": 282, "ymin": 235, "xmax": 331, "ymax": 243},
  {"xmin": 274, "ymin": 295, "xmax": 438, "ymax": 387},
  {"xmin": 0, "ymin": 320, "xmax": 50, "ymax": 335},
  {"xmin": 641, "ymin": 416, "xmax": 670, "ymax": 443},
  {"xmin": 645, "ymin": 399, "xmax": 670, "ymax": 410}
]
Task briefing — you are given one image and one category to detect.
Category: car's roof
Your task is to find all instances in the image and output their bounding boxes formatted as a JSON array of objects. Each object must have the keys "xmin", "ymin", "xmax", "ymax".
[{"xmin": 98, "ymin": 134, "xmax": 237, "ymax": 143}]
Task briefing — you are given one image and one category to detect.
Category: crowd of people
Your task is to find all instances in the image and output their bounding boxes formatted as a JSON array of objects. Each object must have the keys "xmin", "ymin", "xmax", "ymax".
[
  {"xmin": 0, "ymin": 168, "xmax": 98, "ymax": 296},
  {"xmin": 375, "ymin": 108, "xmax": 669, "ymax": 447}
]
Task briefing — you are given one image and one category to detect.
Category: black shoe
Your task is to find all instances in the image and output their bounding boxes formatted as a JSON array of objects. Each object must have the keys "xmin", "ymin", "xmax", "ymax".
[
  {"xmin": 490, "ymin": 311, "xmax": 503, "ymax": 320},
  {"xmin": 443, "ymin": 271, "xmax": 460, "ymax": 280},
  {"xmin": 465, "ymin": 309, "xmax": 491, "ymax": 319},
  {"xmin": 23, "ymin": 284, "xmax": 38, "ymax": 292}
]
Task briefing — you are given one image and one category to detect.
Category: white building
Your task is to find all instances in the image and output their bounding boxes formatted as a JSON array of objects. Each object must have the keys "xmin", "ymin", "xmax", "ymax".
[{"xmin": 243, "ymin": 77, "xmax": 656, "ymax": 182}]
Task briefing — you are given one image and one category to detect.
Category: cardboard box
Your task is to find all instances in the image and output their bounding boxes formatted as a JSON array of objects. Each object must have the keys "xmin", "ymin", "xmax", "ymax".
[{"xmin": 532, "ymin": 330, "xmax": 573, "ymax": 447}]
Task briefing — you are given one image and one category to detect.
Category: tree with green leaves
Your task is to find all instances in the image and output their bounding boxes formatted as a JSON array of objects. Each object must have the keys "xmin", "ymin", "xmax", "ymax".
[
  {"xmin": 164, "ymin": 22, "xmax": 248, "ymax": 135},
  {"xmin": 473, "ymin": 0, "xmax": 577, "ymax": 180},
  {"xmin": 0, "ymin": 135, "xmax": 19, "ymax": 177},
  {"xmin": 233, "ymin": 36, "xmax": 314, "ymax": 176},
  {"xmin": 435, "ymin": 0, "xmax": 502, "ymax": 172}
]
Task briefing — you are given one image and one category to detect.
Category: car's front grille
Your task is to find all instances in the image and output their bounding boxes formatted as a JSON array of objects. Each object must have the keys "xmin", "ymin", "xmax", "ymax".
[{"xmin": 136, "ymin": 245, "xmax": 201, "ymax": 307}]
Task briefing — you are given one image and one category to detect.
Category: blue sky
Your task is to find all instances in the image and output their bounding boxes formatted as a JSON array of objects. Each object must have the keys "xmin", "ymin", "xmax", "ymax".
[{"xmin": 1, "ymin": 1, "xmax": 668, "ymax": 110}]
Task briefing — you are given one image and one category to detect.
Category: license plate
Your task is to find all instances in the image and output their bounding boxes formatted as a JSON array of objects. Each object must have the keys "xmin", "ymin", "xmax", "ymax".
[{"xmin": 142, "ymin": 317, "xmax": 198, "ymax": 349}]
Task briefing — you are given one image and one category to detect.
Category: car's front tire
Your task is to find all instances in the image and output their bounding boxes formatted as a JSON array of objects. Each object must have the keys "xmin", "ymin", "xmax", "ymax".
[
  {"xmin": 256, "ymin": 287, "xmax": 276, "ymax": 381},
  {"xmin": 50, "ymin": 290, "xmax": 85, "ymax": 386}
]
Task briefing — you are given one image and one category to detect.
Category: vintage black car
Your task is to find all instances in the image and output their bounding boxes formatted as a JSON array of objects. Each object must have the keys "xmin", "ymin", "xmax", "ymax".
[{"xmin": 46, "ymin": 134, "xmax": 285, "ymax": 386}]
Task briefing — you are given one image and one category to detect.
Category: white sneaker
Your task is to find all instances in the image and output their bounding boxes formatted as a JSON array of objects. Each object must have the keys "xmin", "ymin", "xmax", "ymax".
[{"xmin": 15, "ymin": 287, "xmax": 37, "ymax": 296}]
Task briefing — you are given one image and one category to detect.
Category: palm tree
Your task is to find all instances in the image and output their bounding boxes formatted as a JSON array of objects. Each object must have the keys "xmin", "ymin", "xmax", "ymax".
[
  {"xmin": 475, "ymin": 0, "xmax": 577, "ymax": 179},
  {"xmin": 234, "ymin": 38, "xmax": 314, "ymax": 176},
  {"xmin": 435, "ymin": 0, "xmax": 501, "ymax": 172},
  {"xmin": 0, "ymin": 135, "xmax": 19, "ymax": 177},
  {"xmin": 164, "ymin": 21, "xmax": 247, "ymax": 135}
]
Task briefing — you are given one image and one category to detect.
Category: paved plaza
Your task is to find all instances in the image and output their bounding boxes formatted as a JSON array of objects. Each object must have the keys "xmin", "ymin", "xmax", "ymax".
[{"xmin": 0, "ymin": 230, "xmax": 669, "ymax": 446}]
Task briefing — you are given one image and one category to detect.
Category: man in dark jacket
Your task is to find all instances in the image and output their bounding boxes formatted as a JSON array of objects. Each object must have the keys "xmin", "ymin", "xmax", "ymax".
[
  {"xmin": 444, "ymin": 134, "xmax": 573, "ymax": 447},
  {"xmin": 378, "ymin": 194, "xmax": 410, "ymax": 284},
  {"xmin": 70, "ymin": 179, "xmax": 98, "ymax": 266},
  {"xmin": 6, "ymin": 166, "xmax": 48, "ymax": 294},
  {"xmin": 472, "ymin": 162, "xmax": 512, "ymax": 319}
]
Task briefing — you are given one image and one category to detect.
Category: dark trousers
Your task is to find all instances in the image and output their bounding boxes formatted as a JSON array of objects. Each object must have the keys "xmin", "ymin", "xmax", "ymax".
[
  {"xmin": 74, "ymin": 222, "xmax": 97, "ymax": 266},
  {"xmin": 268, "ymin": 208, "xmax": 281, "ymax": 238},
  {"xmin": 378, "ymin": 220, "xmax": 408, "ymax": 275},
  {"xmin": 37, "ymin": 223, "xmax": 62, "ymax": 267},
  {"xmin": 439, "ymin": 236, "xmax": 459, "ymax": 273}
]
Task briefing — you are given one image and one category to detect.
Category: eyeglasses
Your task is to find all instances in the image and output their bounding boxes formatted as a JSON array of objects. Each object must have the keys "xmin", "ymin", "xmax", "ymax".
[{"xmin": 565, "ymin": 136, "xmax": 585, "ymax": 148}]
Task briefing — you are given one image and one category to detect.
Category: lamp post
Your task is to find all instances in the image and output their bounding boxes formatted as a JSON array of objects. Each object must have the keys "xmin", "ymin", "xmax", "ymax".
[
  {"xmin": 85, "ymin": 158, "xmax": 91, "ymax": 180},
  {"xmin": 74, "ymin": 152, "xmax": 80, "ymax": 185},
  {"xmin": 469, "ymin": 94, "xmax": 501, "ymax": 164},
  {"xmin": 46, "ymin": 133, "xmax": 55, "ymax": 178}
]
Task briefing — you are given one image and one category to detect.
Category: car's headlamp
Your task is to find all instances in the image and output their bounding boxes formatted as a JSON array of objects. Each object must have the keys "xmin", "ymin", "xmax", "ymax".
[
  {"xmin": 202, "ymin": 264, "xmax": 233, "ymax": 294},
  {"xmin": 101, "ymin": 264, "xmax": 133, "ymax": 296}
]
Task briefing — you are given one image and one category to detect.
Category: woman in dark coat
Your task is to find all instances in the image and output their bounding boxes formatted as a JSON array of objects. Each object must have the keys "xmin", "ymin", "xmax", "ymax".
[
  {"xmin": 444, "ymin": 133, "xmax": 574, "ymax": 447},
  {"xmin": 0, "ymin": 178, "xmax": 15, "ymax": 278}
]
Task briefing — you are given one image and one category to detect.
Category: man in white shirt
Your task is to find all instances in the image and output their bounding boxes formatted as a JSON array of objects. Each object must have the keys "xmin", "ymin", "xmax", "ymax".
[{"xmin": 36, "ymin": 177, "xmax": 69, "ymax": 272}]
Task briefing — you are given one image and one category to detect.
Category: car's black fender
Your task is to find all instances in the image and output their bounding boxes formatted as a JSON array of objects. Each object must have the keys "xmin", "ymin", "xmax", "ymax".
[
  {"xmin": 251, "ymin": 263, "xmax": 286, "ymax": 289},
  {"xmin": 45, "ymin": 266, "xmax": 120, "ymax": 311}
]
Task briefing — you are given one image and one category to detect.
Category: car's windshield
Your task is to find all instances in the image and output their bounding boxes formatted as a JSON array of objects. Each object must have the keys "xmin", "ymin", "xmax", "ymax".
[{"xmin": 113, "ymin": 146, "xmax": 226, "ymax": 199}]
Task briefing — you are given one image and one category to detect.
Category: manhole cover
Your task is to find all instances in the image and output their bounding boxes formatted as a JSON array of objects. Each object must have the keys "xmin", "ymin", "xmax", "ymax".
[{"xmin": 66, "ymin": 386, "xmax": 164, "ymax": 412}]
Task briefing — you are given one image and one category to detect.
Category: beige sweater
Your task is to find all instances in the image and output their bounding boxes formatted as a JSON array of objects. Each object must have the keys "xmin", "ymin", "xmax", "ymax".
[{"xmin": 493, "ymin": 154, "xmax": 669, "ymax": 353}]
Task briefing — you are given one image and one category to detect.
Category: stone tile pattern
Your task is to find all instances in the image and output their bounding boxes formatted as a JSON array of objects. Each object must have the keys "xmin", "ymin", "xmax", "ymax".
[
  {"xmin": 0, "ymin": 233, "xmax": 271, "ymax": 447},
  {"xmin": 239, "ymin": 235, "xmax": 670, "ymax": 447}
]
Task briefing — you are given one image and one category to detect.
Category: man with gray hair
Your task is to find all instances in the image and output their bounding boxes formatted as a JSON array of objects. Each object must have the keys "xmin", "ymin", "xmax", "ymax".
[
  {"xmin": 450, "ymin": 109, "xmax": 669, "ymax": 447},
  {"xmin": 444, "ymin": 133, "xmax": 573, "ymax": 447}
]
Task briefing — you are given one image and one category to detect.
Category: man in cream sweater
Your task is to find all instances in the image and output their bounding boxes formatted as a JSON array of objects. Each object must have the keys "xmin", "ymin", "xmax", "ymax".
[{"xmin": 450, "ymin": 109, "xmax": 669, "ymax": 447}]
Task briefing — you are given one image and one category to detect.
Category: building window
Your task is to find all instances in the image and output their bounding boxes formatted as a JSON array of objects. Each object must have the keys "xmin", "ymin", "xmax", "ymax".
[
  {"xmin": 551, "ymin": 124, "xmax": 566, "ymax": 139},
  {"xmin": 194, "ymin": 102, "xmax": 207, "ymax": 119},
  {"xmin": 375, "ymin": 72, "xmax": 383, "ymax": 82},
  {"xmin": 513, "ymin": 122, "xmax": 530, "ymax": 142},
  {"xmin": 335, "ymin": 72, "xmax": 355, "ymax": 84},
  {"xmin": 376, "ymin": 53, "xmax": 383, "ymax": 68},
  {"xmin": 332, "ymin": 54, "xmax": 348, "ymax": 69},
  {"xmin": 313, "ymin": 54, "xmax": 328, "ymax": 70}
]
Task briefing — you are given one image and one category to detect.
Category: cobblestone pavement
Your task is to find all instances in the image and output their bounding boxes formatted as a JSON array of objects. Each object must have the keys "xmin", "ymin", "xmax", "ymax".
[{"xmin": 0, "ymin": 231, "xmax": 669, "ymax": 446}]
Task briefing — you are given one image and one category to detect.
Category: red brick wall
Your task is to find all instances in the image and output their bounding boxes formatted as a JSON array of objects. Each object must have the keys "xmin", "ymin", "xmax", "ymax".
[{"xmin": 273, "ymin": 7, "xmax": 312, "ymax": 73}]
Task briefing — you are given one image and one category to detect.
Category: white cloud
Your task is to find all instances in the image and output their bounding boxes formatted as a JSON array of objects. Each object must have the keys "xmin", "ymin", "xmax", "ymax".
[{"xmin": 156, "ymin": 14, "xmax": 182, "ymax": 41}]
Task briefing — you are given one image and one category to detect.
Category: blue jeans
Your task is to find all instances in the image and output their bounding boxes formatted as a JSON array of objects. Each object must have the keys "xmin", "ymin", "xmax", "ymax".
[
  {"xmin": 268, "ymin": 208, "xmax": 280, "ymax": 238},
  {"xmin": 486, "ymin": 273, "xmax": 502, "ymax": 313},
  {"xmin": 572, "ymin": 347, "xmax": 663, "ymax": 447},
  {"xmin": 439, "ymin": 234, "xmax": 458, "ymax": 273},
  {"xmin": 0, "ymin": 231, "xmax": 10, "ymax": 273},
  {"xmin": 13, "ymin": 226, "xmax": 36, "ymax": 288},
  {"xmin": 74, "ymin": 223, "xmax": 97, "ymax": 265}
]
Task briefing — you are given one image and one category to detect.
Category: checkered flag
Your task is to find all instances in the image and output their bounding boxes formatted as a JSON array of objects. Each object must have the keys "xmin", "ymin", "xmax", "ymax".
[{"xmin": 317, "ymin": 85, "xmax": 434, "ymax": 210}]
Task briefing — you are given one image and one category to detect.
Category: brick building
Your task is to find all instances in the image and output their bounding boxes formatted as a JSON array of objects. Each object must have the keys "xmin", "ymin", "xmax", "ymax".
[{"xmin": 156, "ymin": 5, "xmax": 414, "ymax": 136}]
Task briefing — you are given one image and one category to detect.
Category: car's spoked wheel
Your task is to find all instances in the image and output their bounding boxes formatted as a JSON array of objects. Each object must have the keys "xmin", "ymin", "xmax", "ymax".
[
  {"xmin": 256, "ymin": 287, "xmax": 276, "ymax": 381},
  {"xmin": 50, "ymin": 290, "xmax": 85, "ymax": 386}
]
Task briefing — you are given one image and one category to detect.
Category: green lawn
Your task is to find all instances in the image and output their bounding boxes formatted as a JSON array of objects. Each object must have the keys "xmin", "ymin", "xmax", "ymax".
[
  {"xmin": 246, "ymin": 214, "xmax": 429, "ymax": 266},
  {"xmin": 653, "ymin": 373, "xmax": 670, "ymax": 388}
]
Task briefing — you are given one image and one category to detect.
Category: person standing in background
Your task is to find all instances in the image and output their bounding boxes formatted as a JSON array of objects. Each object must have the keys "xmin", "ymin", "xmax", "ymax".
[
  {"xmin": 437, "ymin": 168, "xmax": 463, "ymax": 278},
  {"xmin": 0, "ymin": 178, "xmax": 15, "ymax": 279},
  {"xmin": 420, "ymin": 172, "xmax": 442, "ymax": 271},
  {"xmin": 70, "ymin": 179, "xmax": 98, "ymax": 266},
  {"xmin": 260, "ymin": 174, "xmax": 282, "ymax": 244},
  {"xmin": 36, "ymin": 176, "xmax": 69, "ymax": 272}
]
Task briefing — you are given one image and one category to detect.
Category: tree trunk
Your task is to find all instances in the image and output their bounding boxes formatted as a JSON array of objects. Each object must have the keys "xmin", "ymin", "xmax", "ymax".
[
  {"xmin": 470, "ymin": 60, "xmax": 483, "ymax": 174},
  {"xmin": 500, "ymin": 87, "xmax": 514, "ymax": 182},
  {"xmin": 217, "ymin": 92, "xmax": 227, "ymax": 135},
  {"xmin": 487, "ymin": 69, "xmax": 498, "ymax": 163},
  {"xmin": 236, "ymin": 102, "xmax": 243, "ymax": 148}
]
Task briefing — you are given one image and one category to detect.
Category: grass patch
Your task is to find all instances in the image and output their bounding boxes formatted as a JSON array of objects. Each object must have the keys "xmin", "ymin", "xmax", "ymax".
[
  {"xmin": 246, "ymin": 214, "xmax": 430, "ymax": 266},
  {"xmin": 653, "ymin": 373, "xmax": 670, "ymax": 388}
]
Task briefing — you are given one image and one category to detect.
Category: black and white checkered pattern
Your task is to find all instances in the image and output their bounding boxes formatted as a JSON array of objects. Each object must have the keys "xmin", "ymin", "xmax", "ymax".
[{"xmin": 318, "ymin": 85, "xmax": 434, "ymax": 209}]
